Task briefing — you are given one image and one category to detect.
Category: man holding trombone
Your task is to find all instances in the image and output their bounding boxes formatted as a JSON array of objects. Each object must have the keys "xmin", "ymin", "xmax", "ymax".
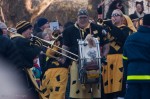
[{"xmin": 10, "ymin": 21, "xmax": 43, "ymax": 99}]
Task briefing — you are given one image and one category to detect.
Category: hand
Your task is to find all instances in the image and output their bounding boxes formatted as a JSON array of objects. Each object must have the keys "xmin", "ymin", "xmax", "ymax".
[
  {"xmin": 31, "ymin": 37, "xmax": 43, "ymax": 47},
  {"xmin": 85, "ymin": 34, "xmax": 93, "ymax": 41},
  {"xmin": 103, "ymin": 20, "xmax": 113, "ymax": 29},
  {"xmin": 101, "ymin": 57, "xmax": 107, "ymax": 65},
  {"xmin": 57, "ymin": 57, "xmax": 66, "ymax": 64},
  {"xmin": 35, "ymin": 39, "xmax": 43, "ymax": 47},
  {"xmin": 54, "ymin": 40, "xmax": 60, "ymax": 46}
]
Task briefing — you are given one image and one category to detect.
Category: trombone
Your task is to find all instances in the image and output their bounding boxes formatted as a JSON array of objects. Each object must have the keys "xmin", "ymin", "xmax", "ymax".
[
  {"xmin": 32, "ymin": 35, "xmax": 78, "ymax": 61},
  {"xmin": 132, "ymin": 17, "xmax": 143, "ymax": 21},
  {"xmin": 97, "ymin": 19, "xmax": 112, "ymax": 25},
  {"xmin": 7, "ymin": 27, "xmax": 79, "ymax": 61}
]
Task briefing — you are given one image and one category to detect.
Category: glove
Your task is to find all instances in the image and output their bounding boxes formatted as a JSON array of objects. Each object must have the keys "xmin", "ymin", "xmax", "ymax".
[
  {"xmin": 35, "ymin": 39, "xmax": 43, "ymax": 47},
  {"xmin": 57, "ymin": 57, "xmax": 66, "ymax": 64},
  {"xmin": 101, "ymin": 57, "xmax": 107, "ymax": 65},
  {"xmin": 103, "ymin": 20, "xmax": 114, "ymax": 29},
  {"xmin": 31, "ymin": 37, "xmax": 43, "ymax": 47},
  {"xmin": 97, "ymin": 6, "xmax": 103, "ymax": 14}
]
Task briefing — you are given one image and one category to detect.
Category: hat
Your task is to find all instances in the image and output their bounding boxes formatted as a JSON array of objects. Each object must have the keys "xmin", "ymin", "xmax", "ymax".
[
  {"xmin": 16, "ymin": 21, "xmax": 32, "ymax": 34},
  {"xmin": 143, "ymin": 14, "xmax": 150, "ymax": 26},
  {"xmin": 77, "ymin": 8, "xmax": 88, "ymax": 16},
  {"xmin": 37, "ymin": 18, "xmax": 48, "ymax": 27},
  {"xmin": 136, "ymin": 1, "xmax": 144, "ymax": 6},
  {"xmin": 0, "ymin": 22, "xmax": 7, "ymax": 29}
]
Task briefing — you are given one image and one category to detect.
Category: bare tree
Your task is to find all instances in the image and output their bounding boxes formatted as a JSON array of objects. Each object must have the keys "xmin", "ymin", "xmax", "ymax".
[{"xmin": 0, "ymin": 0, "xmax": 97, "ymax": 26}]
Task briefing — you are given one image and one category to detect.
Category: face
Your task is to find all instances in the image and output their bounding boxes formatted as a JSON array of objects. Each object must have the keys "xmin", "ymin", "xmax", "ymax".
[
  {"xmin": 41, "ymin": 22, "xmax": 50, "ymax": 30},
  {"xmin": 44, "ymin": 34, "xmax": 50, "ymax": 41},
  {"xmin": 136, "ymin": 4, "xmax": 143, "ymax": 13},
  {"xmin": 22, "ymin": 28, "xmax": 32, "ymax": 38},
  {"xmin": 77, "ymin": 15, "xmax": 89, "ymax": 28},
  {"xmin": 59, "ymin": 26, "xmax": 64, "ymax": 33},
  {"xmin": 2, "ymin": 28, "xmax": 8, "ymax": 36},
  {"xmin": 111, "ymin": 10, "xmax": 122, "ymax": 25}
]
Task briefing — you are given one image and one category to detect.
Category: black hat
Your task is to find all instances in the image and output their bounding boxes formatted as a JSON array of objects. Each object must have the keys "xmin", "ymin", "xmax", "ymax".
[
  {"xmin": 143, "ymin": 14, "xmax": 150, "ymax": 26},
  {"xmin": 136, "ymin": 1, "xmax": 144, "ymax": 11},
  {"xmin": 16, "ymin": 21, "xmax": 32, "ymax": 34},
  {"xmin": 77, "ymin": 8, "xmax": 88, "ymax": 16},
  {"xmin": 136, "ymin": 1, "xmax": 144, "ymax": 6},
  {"xmin": 37, "ymin": 18, "xmax": 48, "ymax": 27}
]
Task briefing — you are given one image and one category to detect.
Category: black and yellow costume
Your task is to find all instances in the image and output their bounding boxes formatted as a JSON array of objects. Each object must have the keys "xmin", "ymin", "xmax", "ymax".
[
  {"xmin": 63, "ymin": 22, "xmax": 109, "ymax": 98},
  {"xmin": 102, "ymin": 16, "xmax": 134, "ymax": 96},
  {"xmin": 40, "ymin": 37, "xmax": 69, "ymax": 99}
]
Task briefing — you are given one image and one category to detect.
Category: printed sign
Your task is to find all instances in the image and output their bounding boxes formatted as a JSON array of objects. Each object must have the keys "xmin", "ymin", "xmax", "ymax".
[{"xmin": 49, "ymin": 22, "xmax": 59, "ymax": 31}]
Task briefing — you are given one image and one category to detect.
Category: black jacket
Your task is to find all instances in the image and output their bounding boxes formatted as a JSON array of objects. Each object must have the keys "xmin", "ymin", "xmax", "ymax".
[
  {"xmin": 0, "ymin": 35, "xmax": 22, "ymax": 68},
  {"xmin": 11, "ymin": 35, "xmax": 41, "ymax": 68}
]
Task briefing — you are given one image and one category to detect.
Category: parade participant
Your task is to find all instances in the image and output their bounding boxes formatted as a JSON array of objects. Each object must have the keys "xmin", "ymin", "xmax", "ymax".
[
  {"xmin": 40, "ymin": 30, "xmax": 69, "ymax": 99},
  {"xmin": 62, "ymin": 8, "xmax": 109, "ymax": 99},
  {"xmin": 123, "ymin": 14, "xmax": 150, "ymax": 99},
  {"xmin": 11, "ymin": 21, "xmax": 42, "ymax": 99},
  {"xmin": 0, "ymin": 28, "xmax": 33, "ymax": 99},
  {"xmin": 63, "ymin": 21, "xmax": 74, "ymax": 99},
  {"xmin": 101, "ymin": 9, "xmax": 134, "ymax": 99},
  {"xmin": 0, "ymin": 28, "xmax": 21, "ymax": 67},
  {"xmin": 130, "ymin": 1, "xmax": 145, "ymax": 29},
  {"xmin": 43, "ymin": 28, "xmax": 53, "ymax": 40},
  {"xmin": 106, "ymin": 0, "xmax": 125, "ymax": 19},
  {"xmin": 33, "ymin": 17, "xmax": 49, "ymax": 36}
]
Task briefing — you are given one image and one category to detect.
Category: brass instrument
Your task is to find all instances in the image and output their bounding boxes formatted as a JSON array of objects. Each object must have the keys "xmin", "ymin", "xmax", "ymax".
[
  {"xmin": 51, "ymin": 29, "xmax": 62, "ymax": 40},
  {"xmin": 32, "ymin": 35, "xmax": 78, "ymax": 61},
  {"xmin": 132, "ymin": 17, "xmax": 143, "ymax": 21},
  {"xmin": 97, "ymin": 19, "xmax": 112, "ymax": 25},
  {"xmin": 7, "ymin": 27, "xmax": 78, "ymax": 61},
  {"xmin": 7, "ymin": 27, "xmax": 17, "ymax": 37}
]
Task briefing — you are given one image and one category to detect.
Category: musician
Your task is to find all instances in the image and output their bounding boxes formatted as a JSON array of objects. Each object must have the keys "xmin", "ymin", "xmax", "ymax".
[
  {"xmin": 123, "ymin": 14, "xmax": 150, "ymax": 99},
  {"xmin": 62, "ymin": 8, "xmax": 109, "ymax": 99},
  {"xmin": 11, "ymin": 21, "xmax": 42, "ymax": 99},
  {"xmin": 0, "ymin": 28, "xmax": 39, "ymax": 98},
  {"xmin": 40, "ymin": 30, "xmax": 69, "ymax": 99},
  {"xmin": 101, "ymin": 9, "xmax": 135, "ymax": 99},
  {"xmin": 130, "ymin": 1, "xmax": 146, "ymax": 29}
]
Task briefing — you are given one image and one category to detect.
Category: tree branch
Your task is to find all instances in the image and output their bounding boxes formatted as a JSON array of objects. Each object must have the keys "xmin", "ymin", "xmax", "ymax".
[
  {"xmin": 24, "ymin": 0, "xmax": 34, "ymax": 13},
  {"xmin": 30, "ymin": 0, "xmax": 54, "ymax": 22}
]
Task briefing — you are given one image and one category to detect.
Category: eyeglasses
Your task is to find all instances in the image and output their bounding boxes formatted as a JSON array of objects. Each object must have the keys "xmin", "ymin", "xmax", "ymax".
[
  {"xmin": 79, "ymin": 16, "xmax": 88, "ymax": 19},
  {"xmin": 111, "ymin": 13, "xmax": 121, "ymax": 17}
]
